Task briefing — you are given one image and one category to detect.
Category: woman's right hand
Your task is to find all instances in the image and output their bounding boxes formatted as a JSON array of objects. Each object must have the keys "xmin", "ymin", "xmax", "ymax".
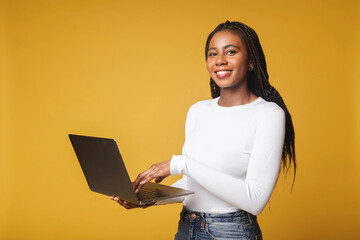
[{"xmin": 110, "ymin": 196, "xmax": 155, "ymax": 209}]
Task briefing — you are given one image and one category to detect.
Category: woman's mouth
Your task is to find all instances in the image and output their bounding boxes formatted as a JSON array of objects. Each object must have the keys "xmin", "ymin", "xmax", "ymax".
[{"xmin": 215, "ymin": 70, "xmax": 232, "ymax": 78}]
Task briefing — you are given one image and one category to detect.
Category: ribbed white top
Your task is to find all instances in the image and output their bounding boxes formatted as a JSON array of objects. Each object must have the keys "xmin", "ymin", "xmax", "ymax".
[{"xmin": 161, "ymin": 97, "xmax": 285, "ymax": 215}]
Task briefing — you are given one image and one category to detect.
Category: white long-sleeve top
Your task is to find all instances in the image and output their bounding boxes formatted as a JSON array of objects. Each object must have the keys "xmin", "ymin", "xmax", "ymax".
[{"xmin": 161, "ymin": 96, "xmax": 285, "ymax": 216}]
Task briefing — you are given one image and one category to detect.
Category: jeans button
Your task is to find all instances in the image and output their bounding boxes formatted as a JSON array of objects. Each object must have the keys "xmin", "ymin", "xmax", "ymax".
[{"xmin": 190, "ymin": 214, "xmax": 197, "ymax": 219}]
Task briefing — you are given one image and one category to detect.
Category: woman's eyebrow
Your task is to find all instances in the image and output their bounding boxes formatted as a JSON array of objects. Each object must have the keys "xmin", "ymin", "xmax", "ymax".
[
  {"xmin": 223, "ymin": 44, "xmax": 241, "ymax": 49},
  {"xmin": 208, "ymin": 44, "xmax": 241, "ymax": 51}
]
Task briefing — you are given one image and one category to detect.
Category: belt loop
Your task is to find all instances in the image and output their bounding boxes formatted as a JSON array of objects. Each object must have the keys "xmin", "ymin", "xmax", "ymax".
[
  {"xmin": 180, "ymin": 206, "xmax": 186, "ymax": 223},
  {"xmin": 247, "ymin": 212, "xmax": 253, "ymax": 225},
  {"xmin": 201, "ymin": 212, "xmax": 206, "ymax": 230}
]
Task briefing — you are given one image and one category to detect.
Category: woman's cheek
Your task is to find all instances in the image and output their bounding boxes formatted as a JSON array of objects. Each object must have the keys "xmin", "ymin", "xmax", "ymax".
[{"xmin": 206, "ymin": 62, "xmax": 211, "ymax": 74}]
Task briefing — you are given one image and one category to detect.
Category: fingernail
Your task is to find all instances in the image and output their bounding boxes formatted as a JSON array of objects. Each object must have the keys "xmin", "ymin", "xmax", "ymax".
[{"xmin": 114, "ymin": 198, "xmax": 119, "ymax": 201}]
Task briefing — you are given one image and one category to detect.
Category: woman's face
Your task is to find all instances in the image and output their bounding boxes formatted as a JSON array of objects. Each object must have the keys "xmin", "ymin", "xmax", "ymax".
[{"xmin": 206, "ymin": 30, "xmax": 252, "ymax": 90}]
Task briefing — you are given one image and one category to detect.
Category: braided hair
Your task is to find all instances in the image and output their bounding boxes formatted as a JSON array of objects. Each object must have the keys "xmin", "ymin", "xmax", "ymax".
[{"xmin": 205, "ymin": 21, "xmax": 296, "ymax": 183}]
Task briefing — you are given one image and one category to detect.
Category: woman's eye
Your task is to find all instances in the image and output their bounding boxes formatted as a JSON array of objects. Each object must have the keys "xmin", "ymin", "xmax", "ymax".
[
  {"xmin": 208, "ymin": 52, "xmax": 217, "ymax": 57},
  {"xmin": 226, "ymin": 50, "xmax": 236, "ymax": 55}
]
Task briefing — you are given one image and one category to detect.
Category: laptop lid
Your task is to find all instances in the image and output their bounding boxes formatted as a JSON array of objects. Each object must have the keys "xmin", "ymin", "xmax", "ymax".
[{"xmin": 69, "ymin": 134, "xmax": 139, "ymax": 203}]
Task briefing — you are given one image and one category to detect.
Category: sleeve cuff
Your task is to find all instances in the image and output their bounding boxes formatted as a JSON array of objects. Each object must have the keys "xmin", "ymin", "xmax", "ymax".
[{"xmin": 170, "ymin": 155, "xmax": 187, "ymax": 175}]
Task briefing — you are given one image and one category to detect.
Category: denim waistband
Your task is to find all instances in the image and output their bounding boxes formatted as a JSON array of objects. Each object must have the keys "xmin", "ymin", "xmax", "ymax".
[{"xmin": 180, "ymin": 206, "xmax": 257, "ymax": 224}]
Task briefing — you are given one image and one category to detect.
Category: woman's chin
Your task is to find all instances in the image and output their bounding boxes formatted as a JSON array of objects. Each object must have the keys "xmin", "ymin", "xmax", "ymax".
[
  {"xmin": 213, "ymin": 79, "xmax": 231, "ymax": 88},
  {"xmin": 214, "ymin": 79, "xmax": 247, "ymax": 90},
  {"xmin": 215, "ymin": 82, "xmax": 238, "ymax": 89}
]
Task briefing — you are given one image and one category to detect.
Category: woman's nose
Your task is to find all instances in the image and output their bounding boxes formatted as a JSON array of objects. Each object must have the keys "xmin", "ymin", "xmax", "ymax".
[{"xmin": 215, "ymin": 55, "xmax": 227, "ymax": 66}]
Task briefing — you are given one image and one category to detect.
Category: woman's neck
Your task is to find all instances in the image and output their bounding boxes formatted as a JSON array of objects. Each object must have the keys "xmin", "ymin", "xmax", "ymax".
[{"xmin": 218, "ymin": 87, "xmax": 257, "ymax": 107}]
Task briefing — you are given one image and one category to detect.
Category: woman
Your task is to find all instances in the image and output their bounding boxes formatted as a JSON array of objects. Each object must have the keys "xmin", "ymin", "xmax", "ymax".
[{"xmin": 111, "ymin": 21, "xmax": 296, "ymax": 240}]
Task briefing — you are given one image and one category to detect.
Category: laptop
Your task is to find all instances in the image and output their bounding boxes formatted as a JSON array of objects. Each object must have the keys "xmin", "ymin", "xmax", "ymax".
[{"xmin": 69, "ymin": 134, "xmax": 193, "ymax": 205}]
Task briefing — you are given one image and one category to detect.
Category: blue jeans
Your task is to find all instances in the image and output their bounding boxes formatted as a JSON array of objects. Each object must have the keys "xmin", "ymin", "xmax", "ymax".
[{"xmin": 174, "ymin": 206, "xmax": 262, "ymax": 240}]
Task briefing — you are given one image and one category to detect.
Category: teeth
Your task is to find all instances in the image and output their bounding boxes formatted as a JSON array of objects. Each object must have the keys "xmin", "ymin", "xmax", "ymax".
[{"xmin": 216, "ymin": 70, "xmax": 231, "ymax": 74}]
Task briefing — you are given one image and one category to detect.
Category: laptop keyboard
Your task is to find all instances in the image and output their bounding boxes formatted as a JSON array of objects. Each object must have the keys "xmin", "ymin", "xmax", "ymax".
[{"xmin": 136, "ymin": 188, "xmax": 170, "ymax": 201}]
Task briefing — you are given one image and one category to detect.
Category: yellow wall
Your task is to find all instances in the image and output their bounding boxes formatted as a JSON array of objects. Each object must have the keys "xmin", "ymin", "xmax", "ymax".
[
  {"xmin": 1, "ymin": 0, "xmax": 359, "ymax": 239},
  {"xmin": 355, "ymin": 0, "xmax": 360, "ymax": 221},
  {"xmin": 357, "ymin": 0, "xmax": 360, "ymax": 200}
]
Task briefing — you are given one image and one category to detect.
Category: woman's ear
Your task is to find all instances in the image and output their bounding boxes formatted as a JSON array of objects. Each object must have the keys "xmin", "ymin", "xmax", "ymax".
[{"xmin": 249, "ymin": 61, "xmax": 254, "ymax": 71}]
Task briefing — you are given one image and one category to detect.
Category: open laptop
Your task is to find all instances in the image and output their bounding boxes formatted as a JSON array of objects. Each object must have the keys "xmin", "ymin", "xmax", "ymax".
[{"xmin": 69, "ymin": 134, "xmax": 193, "ymax": 205}]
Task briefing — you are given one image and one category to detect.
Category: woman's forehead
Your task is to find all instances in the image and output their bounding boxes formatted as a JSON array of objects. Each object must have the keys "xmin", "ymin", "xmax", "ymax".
[{"xmin": 208, "ymin": 30, "xmax": 245, "ymax": 48}]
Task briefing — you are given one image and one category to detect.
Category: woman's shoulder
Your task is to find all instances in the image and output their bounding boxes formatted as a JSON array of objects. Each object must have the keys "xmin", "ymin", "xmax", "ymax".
[
  {"xmin": 256, "ymin": 97, "xmax": 284, "ymax": 113},
  {"xmin": 191, "ymin": 98, "xmax": 217, "ymax": 108},
  {"xmin": 254, "ymin": 97, "xmax": 285, "ymax": 123},
  {"xmin": 189, "ymin": 97, "xmax": 219, "ymax": 112}
]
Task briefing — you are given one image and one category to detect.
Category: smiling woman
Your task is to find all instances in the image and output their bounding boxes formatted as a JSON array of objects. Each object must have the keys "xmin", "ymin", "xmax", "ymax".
[
  {"xmin": 206, "ymin": 31, "xmax": 253, "ymax": 94},
  {"xmin": 112, "ymin": 20, "xmax": 296, "ymax": 240}
]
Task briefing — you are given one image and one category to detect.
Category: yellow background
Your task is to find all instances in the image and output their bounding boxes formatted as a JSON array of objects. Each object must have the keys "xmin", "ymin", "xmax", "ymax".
[{"xmin": 1, "ymin": 0, "xmax": 359, "ymax": 239}]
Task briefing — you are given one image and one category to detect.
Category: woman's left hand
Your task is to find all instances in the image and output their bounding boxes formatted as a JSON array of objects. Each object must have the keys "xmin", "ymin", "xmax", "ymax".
[
  {"xmin": 133, "ymin": 159, "xmax": 171, "ymax": 193},
  {"xmin": 110, "ymin": 197, "xmax": 155, "ymax": 209}
]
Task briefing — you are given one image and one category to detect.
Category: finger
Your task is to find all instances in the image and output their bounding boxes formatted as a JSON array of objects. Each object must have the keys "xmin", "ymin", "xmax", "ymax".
[
  {"xmin": 113, "ymin": 197, "xmax": 126, "ymax": 206},
  {"xmin": 124, "ymin": 201, "xmax": 139, "ymax": 209},
  {"xmin": 115, "ymin": 198, "xmax": 129, "ymax": 208},
  {"xmin": 135, "ymin": 170, "xmax": 160, "ymax": 193},
  {"xmin": 122, "ymin": 201, "xmax": 139, "ymax": 209},
  {"xmin": 115, "ymin": 199, "xmax": 127, "ymax": 208},
  {"xmin": 136, "ymin": 166, "xmax": 156, "ymax": 183},
  {"xmin": 134, "ymin": 167, "xmax": 160, "ymax": 192},
  {"xmin": 133, "ymin": 167, "xmax": 156, "ymax": 190},
  {"xmin": 117, "ymin": 199, "xmax": 135, "ymax": 209}
]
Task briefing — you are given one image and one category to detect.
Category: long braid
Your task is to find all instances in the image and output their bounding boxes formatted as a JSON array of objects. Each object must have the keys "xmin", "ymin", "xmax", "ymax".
[{"xmin": 206, "ymin": 21, "xmax": 296, "ymax": 183}]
